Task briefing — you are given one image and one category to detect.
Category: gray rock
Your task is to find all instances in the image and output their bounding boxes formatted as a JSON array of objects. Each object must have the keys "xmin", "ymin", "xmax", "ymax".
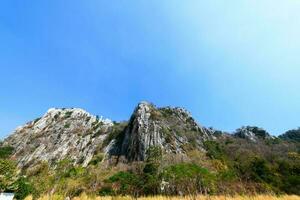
[
  {"xmin": 3, "ymin": 102, "xmax": 215, "ymax": 168},
  {"xmin": 3, "ymin": 108, "xmax": 113, "ymax": 168},
  {"xmin": 111, "ymin": 101, "xmax": 214, "ymax": 161}
]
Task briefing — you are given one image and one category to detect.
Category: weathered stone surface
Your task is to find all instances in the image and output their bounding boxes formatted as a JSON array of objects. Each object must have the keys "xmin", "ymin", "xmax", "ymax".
[
  {"xmin": 233, "ymin": 126, "xmax": 273, "ymax": 142},
  {"xmin": 3, "ymin": 108, "xmax": 113, "ymax": 168},
  {"xmin": 111, "ymin": 102, "xmax": 214, "ymax": 161},
  {"xmin": 3, "ymin": 101, "xmax": 218, "ymax": 168}
]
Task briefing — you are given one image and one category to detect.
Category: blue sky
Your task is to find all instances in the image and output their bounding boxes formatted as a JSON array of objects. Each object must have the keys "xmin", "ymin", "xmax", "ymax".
[{"xmin": 1, "ymin": 1, "xmax": 300, "ymax": 138}]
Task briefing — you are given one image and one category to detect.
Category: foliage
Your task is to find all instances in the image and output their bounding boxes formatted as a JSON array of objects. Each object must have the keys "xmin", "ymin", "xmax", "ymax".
[
  {"xmin": 0, "ymin": 145, "xmax": 14, "ymax": 159},
  {"xmin": 0, "ymin": 158, "xmax": 18, "ymax": 192},
  {"xmin": 161, "ymin": 163, "xmax": 216, "ymax": 195},
  {"xmin": 142, "ymin": 146, "xmax": 162, "ymax": 195},
  {"xmin": 88, "ymin": 153, "xmax": 104, "ymax": 166},
  {"xmin": 108, "ymin": 171, "xmax": 143, "ymax": 197},
  {"xmin": 26, "ymin": 162, "xmax": 54, "ymax": 198},
  {"xmin": 204, "ymin": 140, "xmax": 225, "ymax": 160},
  {"xmin": 14, "ymin": 177, "xmax": 34, "ymax": 200},
  {"xmin": 27, "ymin": 194, "xmax": 300, "ymax": 200},
  {"xmin": 279, "ymin": 128, "xmax": 300, "ymax": 142},
  {"xmin": 2, "ymin": 128, "xmax": 300, "ymax": 198}
]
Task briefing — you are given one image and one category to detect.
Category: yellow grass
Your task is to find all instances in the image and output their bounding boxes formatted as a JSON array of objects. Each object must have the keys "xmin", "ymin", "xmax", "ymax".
[{"xmin": 25, "ymin": 194, "xmax": 300, "ymax": 200}]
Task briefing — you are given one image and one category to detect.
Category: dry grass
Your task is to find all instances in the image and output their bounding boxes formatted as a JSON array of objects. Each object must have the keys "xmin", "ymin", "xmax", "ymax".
[{"xmin": 24, "ymin": 194, "xmax": 300, "ymax": 200}]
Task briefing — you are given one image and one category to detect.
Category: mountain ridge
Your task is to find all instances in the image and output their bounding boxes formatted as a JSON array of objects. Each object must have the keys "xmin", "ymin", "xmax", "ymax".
[{"xmin": 1, "ymin": 101, "xmax": 299, "ymax": 169}]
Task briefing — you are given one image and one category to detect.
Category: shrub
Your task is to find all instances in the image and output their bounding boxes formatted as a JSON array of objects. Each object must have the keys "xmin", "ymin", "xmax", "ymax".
[
  {"xmin": 0, "ymin": 159, "xmax": 18, "ymax": 192},
  {"xmin": 98, "ymin": 186, "xmax": 114, "ymax": 196},
  {"xmin": 0, "ymin": 146, "xmax": 14, "ymax": 159},
  {"xmin": 88, "ymin": 153, "xmax": 104, "ymax": 166},
  {"xmin": 249, "ymin": 157, "xmax": 274, "ymax": 183},
  {"xmin": 14, "ymin": 177, "xmax": 34, "ymax": 200},
  {"xmin": 142, "ymin": 146, "xmax": 163, "ymax": 195},
  {"xmin": 204, "ymin": 141, "xmax": 225, "ymax": 160},
  {"xmin": 108, "ymin": 171, "xmax": 143, "ymax": 197},
  {"xmin": 109, "ymin": 172, "xmax": 143, "ymax": 197},
  {"xmin": 161, "ymin": 163, "xmax": 216, "ymax": 195}
]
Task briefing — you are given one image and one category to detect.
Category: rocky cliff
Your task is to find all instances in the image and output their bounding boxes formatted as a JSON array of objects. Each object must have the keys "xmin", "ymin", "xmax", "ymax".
[
  {"xmin": 233, "ymin": 126, "xmax": 274, "ymax": 142},
  {"xmin": 2, "ymin": 102, "xmax": 299, "ymax": 169},
  {"xmin": 3, "ymin": 108, "xmax": 113, "ymax": 168},
  {"xmin": 3, "ymin": 102, "xmax": 215, "ymax": 168},
  {"xmin": 109, "ymin": 102, "xmax": 213, "ymax": 161}
]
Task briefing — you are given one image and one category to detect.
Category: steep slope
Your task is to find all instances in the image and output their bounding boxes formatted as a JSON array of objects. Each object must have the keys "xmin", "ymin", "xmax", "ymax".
[
  {"xmin": 3, "ymin": 108, "xmax": 113, "ymax": 168},
  {"xmin": 109, "ymin": 102, "xmax": 214, "ymax": 161}
]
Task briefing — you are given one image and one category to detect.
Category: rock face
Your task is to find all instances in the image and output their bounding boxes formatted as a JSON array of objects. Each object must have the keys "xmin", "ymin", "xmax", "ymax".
[
  {"xmin": 3, "ymin": 101, "xmax": 299, "ymax": 169},
  {"xmin": 8, "ymin": 101, "xmax": 299, "ymax": 170},
  {"xmin": 233, "ymin": 126, "xmax": 273, "ymax": 142},
  {"xmin": 3, "ymin": 108, "xmax": 113, "ymax": 168},
  {"xmin": 110, "ymin": 102, "xmax": 213, "ymax": 161},
  {"xmin": 3, "ymin": 102, "xmax": 216, "ymax": 168}
]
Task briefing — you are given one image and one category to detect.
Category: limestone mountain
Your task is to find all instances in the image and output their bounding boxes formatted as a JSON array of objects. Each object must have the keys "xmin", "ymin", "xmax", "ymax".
[
  {"xmin": 2, "ymin": 102, "xmax": 215, "ymax": 168},
  {"xmin": 109, "ymin": 101, "xmax": 214, "ymax": 161},
  {"xmin": 2, "ymin": 102, "xmax": 300, "ymax": 197},
  {"xmin": 3, "ymin": 108, "xmax": 113, "ymax": 168},
  {"xmin": 2, "ymin": 102, "xmax": 299, "ymax": 170}
]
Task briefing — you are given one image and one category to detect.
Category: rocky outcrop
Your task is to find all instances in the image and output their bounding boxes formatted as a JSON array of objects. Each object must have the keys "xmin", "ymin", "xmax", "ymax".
[
  {"xmin": 3, "ymin": 102, "xmax": 216, "ymax": 168},
  {"xmin": 233, "ymin": 126, "xmax": 273, "ymax": 142},
  {"xmin": 110, "ymin": 102, "xmax": 213, "ymax": 161},
  {"xmin": 3, "ymin": 108, "xmax": 113, "ymax": 168}
]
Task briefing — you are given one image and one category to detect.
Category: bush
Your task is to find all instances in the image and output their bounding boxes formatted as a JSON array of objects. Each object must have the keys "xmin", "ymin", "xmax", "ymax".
[
  {"xmin": 88, "ymin": 153, "xmax": 104, "ymax": 166},
  {"xmin": 98, "ymin": 186, "xmax": 114, "ymax": 196},
  {"xmin": 26, "ymin": 162, "xmax": 54, "ymax": 198},
  {"xmin": 249, "ymin": 157, "xmax": 275, "ymax": 183},
  {"xmin": 204, "ymin": 141, "xmax": 225, "ymax": 160},
  {"xmin": 161, "ymin": 163, "xmax": 216, "ymax": 195},
  {"xmin": 0, "ymin": 146, "xmax": 14, "ymax": 159},
  {"xmin": 0, "ymin": 159, "xmax": 18, "ymax": 192},
  {"xmin": 108, "ymin": 171, "xmax": 143, "ymax": 197},
  {"xmin": 14, "ymin": 177, "xmax": 34, "ymax": 200}
]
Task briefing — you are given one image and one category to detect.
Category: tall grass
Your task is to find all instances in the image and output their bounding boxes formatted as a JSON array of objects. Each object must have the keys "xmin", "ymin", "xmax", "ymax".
[{"xmin": 25, "ymin": 194, "xmax": 300, "ymax": 200}]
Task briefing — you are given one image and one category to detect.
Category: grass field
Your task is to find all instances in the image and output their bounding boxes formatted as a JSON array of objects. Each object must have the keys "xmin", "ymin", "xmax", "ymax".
[{"xmin": 25, "ymin": 194, "xmax": 300, "ymax": 200}]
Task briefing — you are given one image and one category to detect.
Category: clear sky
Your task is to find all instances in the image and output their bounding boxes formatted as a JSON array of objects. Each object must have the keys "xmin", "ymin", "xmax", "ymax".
[{"xmin": 1, "ymin": 1, "xmax": 300, "ymax": 138}]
